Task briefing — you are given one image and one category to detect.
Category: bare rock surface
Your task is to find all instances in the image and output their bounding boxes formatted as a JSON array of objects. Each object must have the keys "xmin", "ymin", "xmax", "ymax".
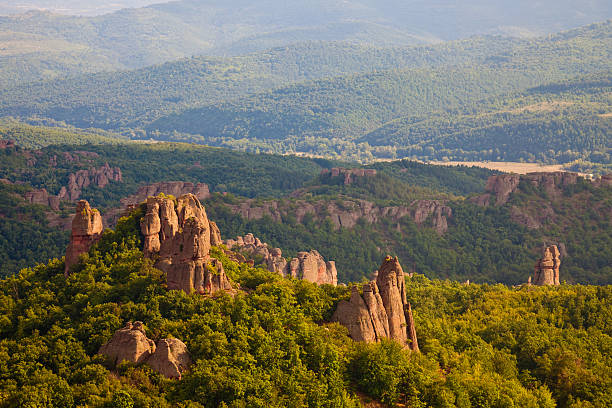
[
  {"xmin": 225, "ymin": 198, "xmax": 451, "ymax": 234},
  {"xmin": 224, "ymin": 234, "xmax": 337, "ymax": 285},
  {"xmin": 98, "ymin": 321, "xmax": 156, "ymax": 366},
  {"xmin": 120, "ymin": 181, "xmax": 210, "ymax": 207},
  {"xmin": 532, "ymin": 245, "xmax": 561, "ymax": 286},
  {"xmin": 146, "ymin": 338, "xmax": 193, "ymax": 380},
  {"xmin": 65, "ymin": 200, "xmax": 103, "ymax": 275},
  {"xmin": 332, "ymin": 256, "xmax": 418, "ymax": 348},
  {"xmin": 140, "ymin": 194, "xmax": 232, "ymax": 294},
  {"xmin": 99, "ymin": 321, "xmax": 192, "ymax": 379}
]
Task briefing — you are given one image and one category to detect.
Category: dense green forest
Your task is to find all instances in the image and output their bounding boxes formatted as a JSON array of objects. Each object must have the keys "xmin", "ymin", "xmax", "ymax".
[
  {"xmin": 0, "ymin": 23, "xmax": 609, "ymax": 166},
  {"xmin": 0, "ymin": 212, "xmax": 609, "ymax": 407},
  {"xmin": 0, "ymin": 183, "xmax": 69, "ymax": 275}
]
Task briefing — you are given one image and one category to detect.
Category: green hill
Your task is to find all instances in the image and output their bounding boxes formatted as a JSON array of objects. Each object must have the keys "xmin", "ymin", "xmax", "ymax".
[
  {"xmin": 1, "ymin": 1, "xmax": 609, "ymax": 86},
  {"xmin": 0, "ymin": 196, "xmax": 610, "ymax": 407}
]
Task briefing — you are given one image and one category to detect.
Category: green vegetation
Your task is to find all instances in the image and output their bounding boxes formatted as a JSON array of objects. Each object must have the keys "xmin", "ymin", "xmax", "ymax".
[
  {"xmin": 0, "ymin": 183, "xmax": 69, "ymax": 276},
  {"xmin": 0, "ymin": 211, "xmax": 609, "ymax": 407},
  {"xmin": 0, "ymin": 119, "xmax": 126, "ymax": 148},
  {"xmin": 206, "ymin": 175, "xmax": 612, "ymax": 285}
]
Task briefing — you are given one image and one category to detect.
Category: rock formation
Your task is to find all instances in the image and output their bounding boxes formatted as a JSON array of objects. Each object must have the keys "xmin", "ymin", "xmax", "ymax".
[
  {"xmin": 332, "ymin": 256, "xmax": 418, "ymax": 348},
  {"xmin": 411, "ymin": 200, "xmax": 452, "ymax": 234},
  {"xmin": 23, "ymin": 188, "xmax": 60, "ymax": 211},
  {"xmin": 64, "ymin": 200, "xmax": 103, "ymax": 275},
  {"xmin": 224, "ymin": 233, "xmax": 338, "ymax": 286},
  {"xmin": 60, "ymin": 163, "xmax": 122, "ymax": 201},
  {"xmin": 0, "ymin": 139, "xmax": 16, "ymax": 149},
  {"xmin": 376, "ymin": 256, "xmax": 408, "ymax": 343},
  {"xmin": 472, "ymin": 172, "xmax": 588, "ymax": 208},
  {"xmin": 98, "ymin": 321, "xmax": 193, "ymax": 379},
  {"xmin": 140, "ymin": 194, "xmax": 232, "ymax": 294},
  {"xmin": 532, "ymin": 245, "xmax": 561, "ymax": 286},
  {"xmin": 146, "ymin": 338, "xmax": 193, "ymax": 380},
  {"xmin": 98, "ymin": 321, "xmax": 156, "ymax": 366},
  {"xmin": 225, "ymin": 198, "xmax": 451, "ymax": 233},
  {"xmin": 120, "ymin": 181, "xmax": 211, "ymax": 207},
  {"xmin": 320, "ymin": 168, "xmax": 377, "ymax": 185},
  {"xmin": 404, "ymin": 303, "xmax": 419, "ymax": 352}
]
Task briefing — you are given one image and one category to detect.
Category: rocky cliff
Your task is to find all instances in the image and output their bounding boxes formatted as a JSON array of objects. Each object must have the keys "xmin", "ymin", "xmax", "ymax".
[
  {"xmin": 332, "ymin": 256, "xmax": 418, "ymax": 349},
  {"xmin": 532, "ymin": 245, "xmax": 561, "ymax": 286},
  {"xmin": 64, "ymin": 200, "xmax": 103, "ymax": 275},
  {"xmin": 224, "ymin": 233, "xmax": 337, "ymax": 286},
  {"xmin": 225, "ymin": 198, "xmax": 451, "ymax": 234},
  {"xmin": 121, "ymin": 181, "xmax": 210, "ymax": 207},
  {"xmin": 23, "ymin": 163, "xmax": 122, "ymax": 209},
  {"xmin": 60, "ymin": 163, "xmax": 122, "ymax": 202},
  {"xmin": 320, "ymin": 167, "xmax": 377, "ymax": 185},
  {"xmin": 98, "ymin": 321, "xmax": 192, "ymax": 380},
  {"xmin": 473, "ymin": 172, "xmax": 588, "ymax": 207},
  {"xmin": 140, "ymin": 194, "xmax": 232, "ymax": 295}
]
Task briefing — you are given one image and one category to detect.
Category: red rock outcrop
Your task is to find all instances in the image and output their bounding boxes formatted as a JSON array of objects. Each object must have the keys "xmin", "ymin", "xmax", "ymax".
[
  {"xmin": 532, "ymin": 245, "xmax": 561, "ymax": 286},
  {"xmin": 0, "ymin": 140, "xmax": 16, "ymax": 149},
  {"xmin": 64, "ymin": 200, "xmax": 103, "ymax": 275},
  {"xmin": 120, "ymin": 181, "xmax": 211, "ymax": 207},
  {"xmin": 23, "ymin": 188, "xmax": 60, "ymax": 211},
  {"xmin": 376, "ymin": 256, "xmax": 407, "ymax": 343},
  {"xmin": 404, "ymin": 303, "xmax": 419, "ymax": 352},
  {"xmin": 225, "ymin": 198, "xmax": 451, "ymax": 234},
  {"xmin": 60, "ymin": 163, "xmax": 122, "ymax": 201},
  {"xmin": 146, "ymin": 338, "xmax": 193, "ymax": 380},
  {"xmin": 484, "ymin": 174, "xmax": 521, "ymax": 205},
  {"xmin": 98, "ymin": 321, "xmax": 156, "ymax": 366},
  {"xmin": 332, "ymin": 256, "xmax": 418, "ymax": 348},
  {"xmin": 140, "ymin": 194, "xmax": 232, "ymax": 294},
  {"xmin": 224, "ymin": 233, "xmax": 338, "ymax": 286},
  {"xmin": 473, "ymin": 172, "xmax": 587, "ymax": 208},
  {"xmin": 99, "ymin": 321, "xmax": 192, "ymax": 379},
  {"xmin": 412, "ymin": 200, "xmax": 452, "ymax": 234},
  {"xmin": 320, "ymin": 168, "xmax": 377, "ymax": 185}
]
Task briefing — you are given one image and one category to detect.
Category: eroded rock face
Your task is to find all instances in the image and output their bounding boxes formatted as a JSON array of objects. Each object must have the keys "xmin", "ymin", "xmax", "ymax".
[
  {"xmin": 320, "ymin": 168, "xmax": 377, "ymax": 185},
  {"xmin": 99, "ymin": 321, "xmax": 192, "ymax": 379},
  {"xmin": 146, "ymin": 338, "xmax": 193, "ymax": 380},
  {"xmin": 61, "ymin": 163, "xmax": 122, "ymax": 201},
  {"xmin": 140, "ymin": 194, "xmax": 231, "ymax": 294},
  {"xmin": 224, "ymin": 234, "xmax": 337, "ymax": 286},
  {"xmin": 120, "ymin": 181, "xmax": 211, "ymax": 207},
  {"xmin": 23, "ymin": 188, "xmax": 61, "ymax": 211},
  {"xmin": 412, "ymin": 200, "xmax": 452, "ymax": 234},
  {"xmin": 485, "ymin": 174, "xmax": 521, "ymax": 205},
  {"xmin": 98, "ymin": 321, "xmax": 156, "ymax": 366},
  {"xmin": 332, "ymin": 256, "xmax": 418, "ymax": 348},
  {"xmin": 65, "ymin": 200, "xmax": 103, "ymax": 275},
  {"xmin": 533, "ymin": 245, "xmax": 561, "ymax": 286},
  {"xmin": 376, "ymin": 256, "xmax": 407, "ymax": 343}
]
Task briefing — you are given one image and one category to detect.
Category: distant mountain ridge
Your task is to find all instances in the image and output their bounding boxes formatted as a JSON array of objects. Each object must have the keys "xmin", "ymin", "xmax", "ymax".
[{"xmin": 0, "ymin": 0, "xmax": 610, "ymax": 85}]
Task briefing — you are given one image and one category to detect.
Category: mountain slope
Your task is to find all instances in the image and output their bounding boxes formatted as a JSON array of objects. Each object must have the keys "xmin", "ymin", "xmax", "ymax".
[{"xmin": 1, "ymin": 1, "xmax": 610, "ymax": 85}]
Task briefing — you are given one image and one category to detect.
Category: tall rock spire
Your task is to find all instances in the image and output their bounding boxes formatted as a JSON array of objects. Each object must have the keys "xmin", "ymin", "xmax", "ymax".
[
  {"xmin": 332, "ymin": 256, "xmax": 418, "ymax": 349},
  {"xmin": 65, "ymin": 200, "xmax": 103, "ymax": 275}
]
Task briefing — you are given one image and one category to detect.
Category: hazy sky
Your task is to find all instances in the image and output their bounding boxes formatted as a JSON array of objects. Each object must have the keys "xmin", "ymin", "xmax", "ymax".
[{"xmin": 0, "ymin": 1, "xmax": 161, "ymax": 16}]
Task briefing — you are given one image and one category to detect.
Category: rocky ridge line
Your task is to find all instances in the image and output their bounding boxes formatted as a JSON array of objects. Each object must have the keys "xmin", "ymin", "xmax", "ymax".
[{"xmin": 224, "ymin": 233, "xmax": 337, "ymax": 286}]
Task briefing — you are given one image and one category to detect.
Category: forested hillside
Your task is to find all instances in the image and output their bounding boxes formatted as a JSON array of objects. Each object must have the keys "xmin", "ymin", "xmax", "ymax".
[
  {"xmin": 1, "ymin": 0, "xmax": 608, "ymax": 85},
  {"xmin": 1, "ymin": 136, "xmax": 610, "ymax": 286},
  {"xmin": 3, "ymin": 23, "xmax": 609, "ymax": 165},
  {"xmin": 0, "ymin": 202, "xmax": 609, "ymax": 407}
]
